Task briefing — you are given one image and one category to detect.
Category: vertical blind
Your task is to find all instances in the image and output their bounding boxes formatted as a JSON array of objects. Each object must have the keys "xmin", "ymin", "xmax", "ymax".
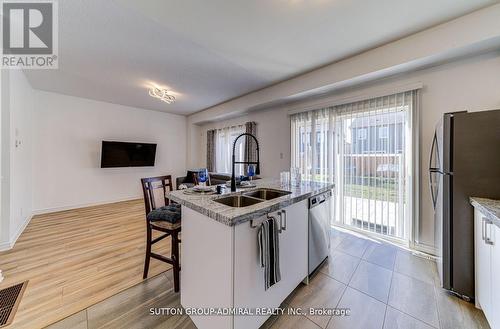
[
  {"xmin": 291, "ymin": 108, "xmax": 336, "ymax": 183},
  {"xmin": 291, "ymin": 90, "xmax": 419, "ymax": 242}
]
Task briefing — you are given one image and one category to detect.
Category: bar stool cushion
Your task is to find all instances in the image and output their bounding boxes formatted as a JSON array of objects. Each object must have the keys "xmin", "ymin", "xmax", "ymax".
[{"xmin": 147, "ymin": 204, "xmax": 181, "ymax": 223}]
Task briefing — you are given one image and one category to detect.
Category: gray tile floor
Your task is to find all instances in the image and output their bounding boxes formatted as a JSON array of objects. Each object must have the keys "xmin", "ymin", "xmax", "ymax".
[{"xmin": 48, "ymin": 229, "xmax": 490, "ymax": 329}]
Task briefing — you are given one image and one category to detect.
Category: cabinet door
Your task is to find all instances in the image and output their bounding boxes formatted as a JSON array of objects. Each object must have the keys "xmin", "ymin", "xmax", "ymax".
[
  {"xmin": 233, "ymin": 209, "xmax": 287, "ymax": 329},
  {"xmin": 233, "ymin": 200, "xmax": 308, "ymax": 329},
  {"xmin": 279, "ymin": 200, "xmax": 308, "ymax": 295},
  {"xmin": 474, "ymin": 210, "xmax": 491, "ymax": 315},
  {"xmin": 490, "ymin": 223, "xmax": 500, "ymax": 329}
]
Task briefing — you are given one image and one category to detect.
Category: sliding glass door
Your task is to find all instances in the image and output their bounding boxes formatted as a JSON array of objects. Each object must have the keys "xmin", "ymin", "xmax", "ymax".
[
  {"xmin": 291, "ymin": 91, "xmax": 417, "ymax": 243},
  {"xmin": 337, "ymin": 104, "xmax": 408, "ymax": 240}
]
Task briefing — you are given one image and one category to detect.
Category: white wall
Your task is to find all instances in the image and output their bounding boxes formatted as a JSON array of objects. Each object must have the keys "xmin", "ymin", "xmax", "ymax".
[
  {"xmin": 32, "ymin": 91, "xmax": 187, "ymax": 213},
  {"xmin": 10, "ymin": 71, "xmax": 34, "ymax": 239},
  {"xmin": 198, "ymin": 108, "xmax": 291, "ymax": 179},
  {"xmin": 193, "ymin": 51, "xmax": 500, "ymax": 251},
  {"xmin": 0, "ymin": 70, "xmax": 35, "ymax": 250}
]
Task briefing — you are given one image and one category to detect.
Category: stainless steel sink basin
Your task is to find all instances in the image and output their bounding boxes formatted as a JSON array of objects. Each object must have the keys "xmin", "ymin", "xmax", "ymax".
[
  {"xmin": 243, "ymin": 188, "xmax": 291, "ymax": 200},
  {"xmin": 214, "ymin": 195, "xmax": 263, "ymax": 207}
]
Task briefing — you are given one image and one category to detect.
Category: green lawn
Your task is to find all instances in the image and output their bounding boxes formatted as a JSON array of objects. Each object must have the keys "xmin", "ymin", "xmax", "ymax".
[
  {"xmin": 306, "ymin": 175, "xmax": 403, "ymax": 203},
  {"xmin": 344, "ymin": 182, "xmax": 401, "ymax": 203}
]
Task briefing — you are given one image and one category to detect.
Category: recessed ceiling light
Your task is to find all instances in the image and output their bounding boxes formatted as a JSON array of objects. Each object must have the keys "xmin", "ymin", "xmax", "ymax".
[{"xmin": 149, "ymin": 86, "xmax": 176, "ymax": 104}]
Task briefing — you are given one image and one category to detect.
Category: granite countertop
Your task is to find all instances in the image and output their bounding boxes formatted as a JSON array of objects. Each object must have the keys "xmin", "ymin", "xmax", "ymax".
[
  {"xmin": 167, "ymin": 178, "xmax": 334, "ymax": 226},
  {"xmin": 470, "ymin": 197, "xmax": 500, "ymax": 228}
]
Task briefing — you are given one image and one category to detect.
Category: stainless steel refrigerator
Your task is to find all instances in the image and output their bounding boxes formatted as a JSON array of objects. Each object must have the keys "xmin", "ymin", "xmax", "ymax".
[{"xmin": 430, "ymin": 110, "xmax": 500, "ymax": 301}]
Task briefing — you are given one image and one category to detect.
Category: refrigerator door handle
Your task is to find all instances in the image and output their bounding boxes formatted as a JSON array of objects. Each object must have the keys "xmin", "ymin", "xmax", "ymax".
[
  {"xmin": 429, "ymin": 132, "xmax": 440, "ymax": 172},
  {"xmin": 429, "ymin": 132, "xmax": 440, "ymax": 209},
  {"xmin": 430, "ymin": 173, "xmax": 437, "ymax": 209}
]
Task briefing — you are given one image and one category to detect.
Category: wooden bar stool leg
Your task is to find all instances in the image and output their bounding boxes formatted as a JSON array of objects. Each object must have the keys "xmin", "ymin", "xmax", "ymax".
[
  {"xmin": 171, "ymin": 230, "xmax": 180, "ymax": 292},
  {"xmin": 143, "ymin": 225, "xmax": 152, "ymax": 279}
]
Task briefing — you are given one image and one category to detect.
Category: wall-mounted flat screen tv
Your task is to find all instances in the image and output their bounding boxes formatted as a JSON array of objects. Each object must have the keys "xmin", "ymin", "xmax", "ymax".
[{"xmin": 101, "ymin": 141, "xmax": 157, "ymax": 168}]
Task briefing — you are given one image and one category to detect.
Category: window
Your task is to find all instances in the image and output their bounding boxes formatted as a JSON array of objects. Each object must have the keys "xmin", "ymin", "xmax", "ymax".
[
  {"xmin": 357, "ymin": 128, "xmax": 367, "ymax": 140},
  {"xmin": 379, "ymin": 126, "xmax": 389, "ymax": 139},
  {"xmin": 291, "ymin": 90, "xmax": 419, "ymax": 244},
  {"xmin": 215, "ymin": 125, "xmax": 245, "ymax": 175}
]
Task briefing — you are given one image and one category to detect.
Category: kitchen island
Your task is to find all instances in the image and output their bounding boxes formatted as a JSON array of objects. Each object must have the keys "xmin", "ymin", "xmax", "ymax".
[{"xmin": 168, "ymin": 179, "xmax": 334, "ymax": 329}]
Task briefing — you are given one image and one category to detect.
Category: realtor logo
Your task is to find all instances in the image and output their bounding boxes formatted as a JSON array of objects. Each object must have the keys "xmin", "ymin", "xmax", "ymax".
[{"xmin": 1, "ymin": 0, "xmax": 58, "ymax": 68}]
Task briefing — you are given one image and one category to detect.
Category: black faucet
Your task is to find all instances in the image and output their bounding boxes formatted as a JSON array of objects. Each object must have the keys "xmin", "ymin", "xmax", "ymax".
[{"xmin": 231, "ymin": 133, "xmax": 260, "ymax": 192}]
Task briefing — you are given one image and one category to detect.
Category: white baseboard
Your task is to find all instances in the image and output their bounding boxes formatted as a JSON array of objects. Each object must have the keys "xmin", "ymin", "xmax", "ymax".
[
  {"xmin": 11, "ymin": 214, "xmax": 32, "ymax": 247},
  {"xmin": 0, "ymin": 240, "xmax": 11, "ymax": 251},
  {"xmin": 32, "ymin": 196, "xmax": 142, "ymax": 215},
  {"xmin": 0, "ymin": 214, "xmax": 33, "ymax": 251}
]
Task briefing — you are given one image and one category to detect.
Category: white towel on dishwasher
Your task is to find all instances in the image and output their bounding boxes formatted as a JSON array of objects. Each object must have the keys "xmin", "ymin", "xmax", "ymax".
[{"xmin": 258, "ymin": 216, "xmax": 281, "ymax": 290}]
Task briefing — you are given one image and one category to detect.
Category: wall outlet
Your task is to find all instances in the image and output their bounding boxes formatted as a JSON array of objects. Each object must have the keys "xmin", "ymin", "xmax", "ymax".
[{"xmin": 280, "ymin": 152, "xmax": 284, "ymax": 159}]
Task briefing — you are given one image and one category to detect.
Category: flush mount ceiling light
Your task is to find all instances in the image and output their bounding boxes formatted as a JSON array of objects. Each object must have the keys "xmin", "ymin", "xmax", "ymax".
[{"xmin": 148, "ymin": 87, "xmax": 176, "ymax": 104}]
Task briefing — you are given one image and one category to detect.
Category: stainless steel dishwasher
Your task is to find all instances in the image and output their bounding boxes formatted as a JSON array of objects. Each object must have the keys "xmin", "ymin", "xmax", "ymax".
[{"xmin": 308, "ymin": 190, "xmax": 332, "ymax": 275}]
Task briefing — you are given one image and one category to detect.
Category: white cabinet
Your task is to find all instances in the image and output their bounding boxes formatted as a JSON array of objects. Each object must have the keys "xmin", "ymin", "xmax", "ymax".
[
  {"xmin": 234, "ymin": 200, "xmax": 308, "ymax": 329},
  {"xmin": 181, "ymin": 199, "xmax": 310, "ymax": 329},
  {"xmin": 474, "ymin": 208, "xmax": 500, "ymax": 329},
  {"xmin": 278, "ymin": 200, "xmax": 309, "ymax": 297},
  {"xmin": 490, "ymin": 224, "xmax": 500, "ymax": 329},
  {"xmin": 474, "ymin": 209, "xmax": 492, "ymax": 314}
]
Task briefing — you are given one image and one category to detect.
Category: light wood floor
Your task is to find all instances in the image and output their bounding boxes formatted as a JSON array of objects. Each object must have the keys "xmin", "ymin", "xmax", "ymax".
[{"xmin": 0, "ymin": 199, "xmax": 173, "ymax": 329}]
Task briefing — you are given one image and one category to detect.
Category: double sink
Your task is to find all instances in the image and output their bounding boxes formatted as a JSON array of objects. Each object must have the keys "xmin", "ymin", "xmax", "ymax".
[{"xmin": 214, "ymin": 188, "xmax": 291, "ymax": 208}]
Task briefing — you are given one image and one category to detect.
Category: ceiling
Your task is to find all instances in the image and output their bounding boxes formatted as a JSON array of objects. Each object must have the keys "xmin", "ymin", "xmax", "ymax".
[{"xmin": 25, "ymin": 0, "xmax": 497, "ymax": 115}]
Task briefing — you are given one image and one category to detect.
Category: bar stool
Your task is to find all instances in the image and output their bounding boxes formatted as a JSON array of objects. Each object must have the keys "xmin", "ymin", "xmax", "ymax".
[{"xmin": 140, "ymin": 175, "xmax": 181, "ymax": 292}]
